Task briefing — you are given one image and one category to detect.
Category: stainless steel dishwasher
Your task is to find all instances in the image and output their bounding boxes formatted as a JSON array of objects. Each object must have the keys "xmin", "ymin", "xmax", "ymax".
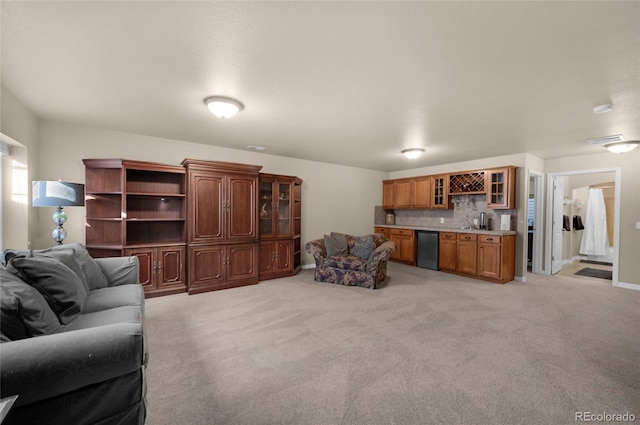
[{"xmin": 416, "ymin": 231, "xmax": 440, "ymax": 270}]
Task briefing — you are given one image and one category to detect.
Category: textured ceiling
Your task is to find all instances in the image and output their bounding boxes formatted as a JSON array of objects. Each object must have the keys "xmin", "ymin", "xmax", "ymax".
[{"xmin": 1, "ymin": 1, "xmax": 639, "ymax": 171}]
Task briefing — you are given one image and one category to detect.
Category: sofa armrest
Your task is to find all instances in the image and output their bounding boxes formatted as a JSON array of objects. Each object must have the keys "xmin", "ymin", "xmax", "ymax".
[
  {"xmin": 95, "ymin": 256, "xmax": 139, "ymax": 287},
  {"xmin": 366, "ymin": 240, "xmax": 396, "ymax": 273},
  {"xmin": 0, "ymin": 322, "xmax": 145, "ymax": 407},
  {"xmin": 304, "ymin": 240, "xmax": 327, "ymax": 268}
]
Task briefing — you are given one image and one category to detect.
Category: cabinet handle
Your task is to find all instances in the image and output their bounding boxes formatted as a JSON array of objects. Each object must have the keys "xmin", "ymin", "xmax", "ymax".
[{"xmin": 487, "ymin": 238, "xmax": 493, "ymax": 241}]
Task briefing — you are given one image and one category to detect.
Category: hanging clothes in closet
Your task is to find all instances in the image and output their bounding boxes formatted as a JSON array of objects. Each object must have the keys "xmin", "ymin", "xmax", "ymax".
[{"xmin": 579, "ymin": 188, "xmax": 608, "ymax": 256}]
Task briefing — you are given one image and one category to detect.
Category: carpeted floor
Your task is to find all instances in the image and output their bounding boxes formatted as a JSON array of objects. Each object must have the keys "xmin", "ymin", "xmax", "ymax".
[{"xmin": 144, "ymin": 263, "xmax": 640, "ymax": 425}]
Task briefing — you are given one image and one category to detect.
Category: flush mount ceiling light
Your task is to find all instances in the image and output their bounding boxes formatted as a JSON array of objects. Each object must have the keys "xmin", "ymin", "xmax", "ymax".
[
  {"xmin": 247, "ymin": 145, "xmax": 267, "ymax": 151},
  {"xmin": 604, "ymin": 141, "xmax": 639, "ymax": 153},
  {"xmin": 401, "ymin": 148, "xmax": 425, "ymax": 159},
  {"xmin": 592, "ymin": 103, "xmax": 613, "ymax": 113},
  {"xmin": 204, "ymin": 96, "xmax": 244, "ymax": 119}
]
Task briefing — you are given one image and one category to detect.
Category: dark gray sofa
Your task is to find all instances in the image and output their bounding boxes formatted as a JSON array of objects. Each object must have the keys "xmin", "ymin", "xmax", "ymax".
[{"xmin": 0, "ymin": 243, "xmax": 147, "ymax": 425}]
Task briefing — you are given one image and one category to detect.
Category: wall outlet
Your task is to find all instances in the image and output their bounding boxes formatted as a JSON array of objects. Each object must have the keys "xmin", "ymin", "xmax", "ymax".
[
  {"xmin": 440, "ymin": 218, "xmax": 445, "ymax": 224},
  {"xmin": 473, "ymin": 218, "xmax": 479, "ymax": 226}
]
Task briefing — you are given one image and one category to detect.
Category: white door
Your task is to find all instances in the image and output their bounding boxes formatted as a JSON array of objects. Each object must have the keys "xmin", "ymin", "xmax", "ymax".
[{"xmin": 551, "ymin": 177, "xmax": 564, "ymax": 274}]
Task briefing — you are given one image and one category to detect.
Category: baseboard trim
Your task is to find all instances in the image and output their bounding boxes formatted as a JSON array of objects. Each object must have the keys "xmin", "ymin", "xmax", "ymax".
[
  {"xmin": 514, "ymin": 275, "xmax": 526, "ymax": 282},
  {"xmin": 301, "ymin": 263, "xmax": 315, "ymax": 270},
  {"xmin": 614, "ymin": 281, "xmax": 640, "ymax": 291}
]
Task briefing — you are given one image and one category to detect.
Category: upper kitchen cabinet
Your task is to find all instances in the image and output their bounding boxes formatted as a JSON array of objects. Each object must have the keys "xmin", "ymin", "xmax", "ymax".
[
  {"xmin": 383, "ymin": 176, "xmax": 431, "ymax": 209},
  {"xmin": 430, "ymin": 174, "xmax": 452, "ymax": 209},
  {"xmin": 486, "ymin": 167, "xmax": 517, "ymax": 209}
]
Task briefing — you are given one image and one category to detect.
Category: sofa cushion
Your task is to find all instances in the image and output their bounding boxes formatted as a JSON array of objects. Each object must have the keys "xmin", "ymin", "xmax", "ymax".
[
  {"xmin": 0, "ymin": 268, "xmax": 62, "ymax": 340},
  {"xmin": 354, "ymin": 236, "xmax": 374, "ymax": 259},
  {"xmin": 2, "ymin": 243, "xmax": 109, "ymax": 290},
  {"xmin": 6, "ymin": 256, "xmax": 87, "ymax": 325},
  {"xmin": 63, "ymin": 305, "xmax": 142, "ymax": 332},
  {"xmin": 32, "ymin": 249, "xmax": 90, "ymax": 295},
  {"xmin": 324, "ymin": 233, "xmax": 348, "ymax": 257},
  {"xmin": 324, "ymin": 254, "xmax": 368, "ymax": 272},
  {"xmin": 83, "ymin": 284, "xmax": 145, "ymax": 314}
]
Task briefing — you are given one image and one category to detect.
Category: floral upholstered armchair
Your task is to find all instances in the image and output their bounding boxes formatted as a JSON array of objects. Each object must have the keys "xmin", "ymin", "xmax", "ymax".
[{"xmin": 305, "ymin": 232, "xmax": 396, "ymax": 289}]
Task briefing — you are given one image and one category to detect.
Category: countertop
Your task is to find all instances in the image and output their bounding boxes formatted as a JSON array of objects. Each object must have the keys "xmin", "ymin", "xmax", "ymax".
[{"xmin": 374, "ymin": 224, "xmax": 517, "ymax": 236}]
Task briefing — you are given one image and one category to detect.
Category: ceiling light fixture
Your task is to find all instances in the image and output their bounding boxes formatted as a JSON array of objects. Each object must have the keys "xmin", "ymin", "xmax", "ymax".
[
  {"xmin": 204, "ymin": 96, "xmax": 244, "ymax": 119},
  {"xmin": 604, "ymin": 141, "xmax": 639, "ymax": 153},
  {"xmin": 247, "ymin": 145, "xmax": 267, "ymax": 151},
  {"xmin": 592, "ymin": 103, "xmax": 613, "ymax": 113},
  {"xmin": 401, "ymin": 148, "xmax": 425, "ymax": 159}
]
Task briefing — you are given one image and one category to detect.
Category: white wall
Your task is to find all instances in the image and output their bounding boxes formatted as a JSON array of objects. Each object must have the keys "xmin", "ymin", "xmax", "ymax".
[
  {"xmin": 0, "ymin": 87, "xmax": 40, "ymax": 249},
  {"xmin": 35, "ymin": 120, "xmax": 389, "ymax": 266}
]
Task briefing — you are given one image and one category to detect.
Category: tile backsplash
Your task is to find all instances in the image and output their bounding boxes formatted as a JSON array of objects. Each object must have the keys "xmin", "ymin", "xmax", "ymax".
[{"xmin": 374, "ymin": 194, "xmax": 517, "ymax": 231}]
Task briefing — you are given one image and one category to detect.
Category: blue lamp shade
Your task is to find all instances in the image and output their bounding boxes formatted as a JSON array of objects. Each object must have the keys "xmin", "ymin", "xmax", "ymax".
[{"xmin": 32, "ymin": 181, "xmax": 85, "ymax": 207}]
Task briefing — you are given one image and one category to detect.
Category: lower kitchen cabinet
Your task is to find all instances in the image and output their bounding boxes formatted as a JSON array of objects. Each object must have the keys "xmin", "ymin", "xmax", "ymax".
[
  {"xmin": 439, "ymin": 232, "xmax": 457, "ymax": 272},
  {"xmin": 125, "ymin": 245, "xmax": 186, "ymax": 297},
  {"xmin": 478, "ymin": 234, "xmax": 515, "ymax": 282},
  {"xmin": 374, "ymin": 227, "xmax": 415, "ymax": 265},
  {"xmin": 390, "ymin": 228, "xmax": 416, "ymax": 265},
  {"xmin": 456, "ymin": 234, "xmax": 477, "ymax": 275},
  {"xmin": 440, "ymin": 232, "xmax": 515, "ymax": 283}
]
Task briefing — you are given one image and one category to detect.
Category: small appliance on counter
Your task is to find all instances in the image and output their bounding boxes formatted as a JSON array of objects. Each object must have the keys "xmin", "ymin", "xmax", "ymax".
[
  {"xmin": 501, "ymin": 214, "xmax": 511, "ymax": 231},
  {"xmin": 479, "ymin": 212, "xmax": 487, "ymax": 230},
  {"xmin": 385, "ymin": 212, "xmax": 396, "ymax": 225}
]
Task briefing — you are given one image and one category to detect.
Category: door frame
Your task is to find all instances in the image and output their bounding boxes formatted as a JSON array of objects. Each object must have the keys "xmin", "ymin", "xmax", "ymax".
[
  {"xmin": 544, "ymin": 167, "xmax": 621, "ymax": 287},
  {"xmin": 528, "ymin": 170, "xmax": 544, "ymax": 275}
]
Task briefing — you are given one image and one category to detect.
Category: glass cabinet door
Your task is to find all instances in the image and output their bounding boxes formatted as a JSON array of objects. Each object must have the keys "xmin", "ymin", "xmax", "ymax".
[
  {"xmin": 259, "ymin": 182, "xmax": 273, "ymax": 235},
  {"xmin": 277, "ymin": 183, "xmax": 291, "ymax": 235}
]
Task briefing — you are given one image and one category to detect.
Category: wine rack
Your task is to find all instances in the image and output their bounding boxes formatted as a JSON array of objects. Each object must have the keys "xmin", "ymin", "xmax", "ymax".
[{"xmin": 449, "ymin": 171, "xmax": 485, "ymax": 194}]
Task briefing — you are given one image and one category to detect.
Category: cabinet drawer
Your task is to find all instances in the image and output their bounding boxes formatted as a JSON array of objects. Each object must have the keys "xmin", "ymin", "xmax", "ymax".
[
  {"xmin": 480, "ymin": 235, "xmax": 501, "ymax": 244},
  {"xmin": 458, "ymin": 233, "xmax": 477, "ymax": 242},
  {"xmin": 390, "ymin": 228, "xmax": 414, "ymax": 236},
  {"xmin": 441, "ymin": 232, "xmax": 457, "ymax": 240}
]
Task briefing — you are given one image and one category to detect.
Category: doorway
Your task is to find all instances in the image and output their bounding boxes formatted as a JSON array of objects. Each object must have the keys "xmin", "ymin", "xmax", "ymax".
[
  {"xmin": 527, "ymin": 170, "xmax": 544, "ymax": 275},
  {"xmin": 545, "ymin": 168, "xmax": 620, "ymax": 286}
]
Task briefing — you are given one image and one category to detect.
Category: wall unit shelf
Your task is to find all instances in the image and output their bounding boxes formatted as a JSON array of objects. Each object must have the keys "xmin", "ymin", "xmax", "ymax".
[{"xmin": 84, "ymin": 158, "xmax": 187, "ymax": 297}]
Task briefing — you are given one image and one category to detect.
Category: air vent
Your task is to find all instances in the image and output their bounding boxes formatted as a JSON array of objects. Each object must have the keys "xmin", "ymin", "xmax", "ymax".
[{"xmin": 587, "ymin": 134, "xmax": 625, "ymax": 145}]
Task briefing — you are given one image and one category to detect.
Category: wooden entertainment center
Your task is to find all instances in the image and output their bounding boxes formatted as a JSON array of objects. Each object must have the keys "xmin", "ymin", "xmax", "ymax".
[{"xmin": 83, "ymin": 158, "xmax": 302, "ymax": 297}]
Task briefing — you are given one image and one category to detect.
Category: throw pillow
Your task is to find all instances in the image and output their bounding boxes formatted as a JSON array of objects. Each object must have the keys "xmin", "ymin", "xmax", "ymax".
[
  {"xmin": 324, "ymin": 233, "xmax": 348, "ymax": 257},
  {"xmin": 0, "ymin": 268, "xmax": 62, "ymax": 340},
  {"xmin": 34, "ymin": 249, "xmax": 90, "ymax": 296},
  {"xmin": 354, "ymin": 236, "xmax": 375, "ymax": 259},
  {"xmin": 7, "ymin": 256, "xmax": 87, "ymax": 325}
]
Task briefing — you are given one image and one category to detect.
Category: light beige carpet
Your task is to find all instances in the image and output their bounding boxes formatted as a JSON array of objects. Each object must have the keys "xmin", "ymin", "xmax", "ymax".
[{"xmin": 144, "ymin": 263, "xmax": 640, "ymax": 425}]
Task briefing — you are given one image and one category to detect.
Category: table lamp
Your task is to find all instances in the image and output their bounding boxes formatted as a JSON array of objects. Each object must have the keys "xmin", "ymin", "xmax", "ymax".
[{"xmin": 32, "ymin": 181, "xmax": 85, "ymax": 245}]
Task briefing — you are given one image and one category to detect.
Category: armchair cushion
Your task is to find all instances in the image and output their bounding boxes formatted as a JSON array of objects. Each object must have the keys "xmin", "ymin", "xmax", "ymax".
[
  {"xmin": 323, "ymin": 233, "xmax": 348, "ymax": 256},
  {"xmin": 353, "ymin": 236, "xmax": 374, "ymax": 259}
]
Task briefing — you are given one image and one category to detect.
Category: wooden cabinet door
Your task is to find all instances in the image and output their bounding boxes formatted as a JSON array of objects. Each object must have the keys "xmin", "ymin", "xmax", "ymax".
[
  {"xmin": 457, "ymin": 234, "xmax": 477, "ymax": 275},
  {"xmin": 259, "ymin": 241, "xmax": 275, "ymax": 274},
  {"xmin": 397, "ymin": 235, "xmax": 416, "ymax": 264},
  {"xmin": 190, "ymin": 172, "xmax": 224, "ymax": 243},
  {"xmin": 486, "ymin": 167, "xmax": 516, "ymax": 209},
  {"xmin": 227, "ymin": 174, "xmax": 257, "ymax": 241},
  {"xmin": 227, "ymin": 243, "xmax": 258, "ymax": 283},
  {"xmin": 382, "ymin": 181, "xmax": 395, "ymax": 209},
  {"xmin": 157, "ymin": 246, "xmax": 185, "ymax": 289},
  {"xmin": 431, "ymin": 175, "xmax": 452, "ymax": 209},
  {"xmin": 439, "ymin": 233, "xmax": 457, "ymax": 271},
  {"xmin": 189, "ymin": 245, "xmax": 225, "ymax": 290},
  {"xmin": 275, "ymin": 240, "xmax": 292, "ymax": 273},
  {"xmin": 126, "ymin": 247, "xmax": 155, "ymax": 290},
  {"xmin": 413, "ymin": 176, "xmax": 431, "ymax": 208},
  {"xmin": 395, "ymin": 179, "xmax": 415, "ymax": 208},
  {"xmin": 478, "ymin": 240, "xmax": 501, "ymax": 280}
]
